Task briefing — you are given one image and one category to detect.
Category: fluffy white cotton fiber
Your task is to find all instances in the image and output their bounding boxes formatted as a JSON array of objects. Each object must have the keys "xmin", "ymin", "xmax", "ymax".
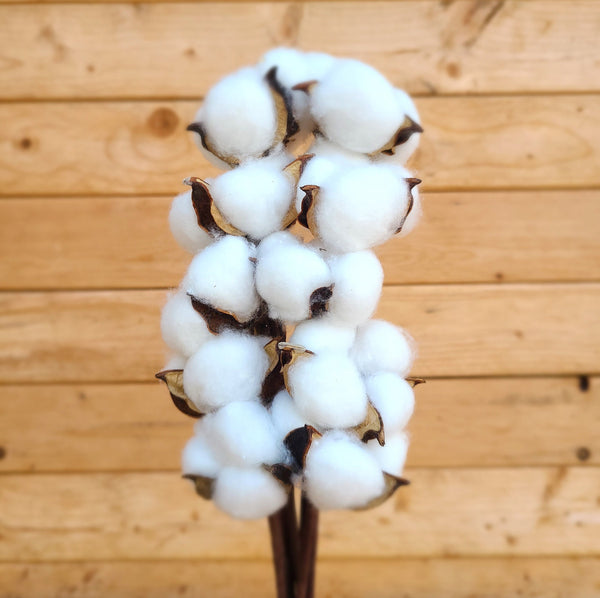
[
  {"xmin": 314, "ymin": 164, "xmax": 411, "ymax": 253},
  {"xmin": 310, "ymin": 59, "xmax": 403, "ymax": 153},
  {"xmin": 327, "ymin": 250, "xmax": 383, "ymax": 325},
  {"xmin": 169, "ymin": 191, "xmax": 213, "ymax": 253},
  {"xmin": 270, "ymin": 390, "xmax": 310, "ymax": 445},
  {"xmin": 213, "ymin": 466, "xmax": 288, "ymax": 519},
  {"xmin": 287, "ymin": 352, "xmax": 367, "ymax": 428},
  {"xmin": 365, "ymin": 372, "xmax": 415, "ymax": 432},
  {"xmin": 207, "ymin": 401, "xmax": 284, "ymax": 467},
  {"xmin": 255, "ymin": 233, "xmax": 331, "ymax": 322},
  {"xmin": 181, "ymin": 432, "xmax": 221, "ymax": 477},
  {"xmin": 210, "ymin": 159, "xmax": 294, "ymax": 240},
  {"xmin": 185, "ymin": 235, "xmax": 259, "ymax": 322},
  {"xmin": 352, "ymin": 319, "xmax": 415, "ymax": 376},
  {"xmin": 183, "ymin": 332, "xmax": 269, "ymax": 411},
  {"xmin": 160, "ymin": 290, "xmax": 212, "ymax": 358},
  {"xmin": 366, "ymin": 432, "xmax": 409, "ymax": 477},
  {"xmin": 304, "ymin": 431, "xmax": 385, "ymax": 509},
  {"xmin": 163, "ymin": 353, "xmax": 187, "ymax": 371},
  {"xmin": 289, "ymin": 319, "xmax": 356, "ymax": 355},
  {"xmin": 199, "ymin": 67, "xmax": 278, "ymax": 162}
]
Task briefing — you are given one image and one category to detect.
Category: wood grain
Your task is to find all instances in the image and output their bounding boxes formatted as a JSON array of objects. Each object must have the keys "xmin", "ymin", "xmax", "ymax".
[
  {"xmin": 1, "ymin": 95, "xmax": 599, "ymax": 197},
  {"xmin": 1, "ymin": 190, "xmax": 599, "ymax": 290},
  {"xmin": 0, "ymin": 2, "xmax": 598, "ymax": 99},
  {"xmin": 0, "ymin": 377, "xmax": 597, "ymax": 473},
  {"xmin": 0, "ymin": 284, "xmax": 598, "ymax": 383},
  {"xmin": 1, "ymin": 558, "xmax": 599, "ymax": 598},
  {"xmin": 1, "ymin": 467, "xmax": 599, "ymax": 560}
]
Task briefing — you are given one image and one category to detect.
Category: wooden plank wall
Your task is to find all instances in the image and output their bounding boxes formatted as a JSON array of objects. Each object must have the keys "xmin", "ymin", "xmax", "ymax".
[{"xmin": 0, "ymin": 1, "xmax": 599, "ymax": 596}]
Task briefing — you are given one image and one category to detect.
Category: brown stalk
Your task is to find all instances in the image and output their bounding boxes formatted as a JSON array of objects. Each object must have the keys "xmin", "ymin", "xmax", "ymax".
[
  {"xmin": 269, "ymin": 507, "xmax": 293, "ymax": 598},
  {"xmin": 297, "ymin": 493, "xmax": 319, "ymax": 598}
]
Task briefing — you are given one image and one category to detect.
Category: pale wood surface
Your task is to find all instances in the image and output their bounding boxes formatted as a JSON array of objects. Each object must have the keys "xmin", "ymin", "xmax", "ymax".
[
  {"xmin": 1, "ymin": 190, "xmax": 599, "ymax": 290},
  {"xmin": 0, "ymin": 377, "xmax": 597, "ymax": 473},
  {"xmin": 1, "ymin": 467, "xmax": 598, "ymax": 560},
  {"xmin": 2, "ymin": 95, "xmax": 599, "ymax": 196},
  {"xmin": 1, "ymin": 558, "xmax": 599, "ymax": 598},
  {"xmin": 0, "ymin": 2, "xmax": 598, "ymax": 99}
]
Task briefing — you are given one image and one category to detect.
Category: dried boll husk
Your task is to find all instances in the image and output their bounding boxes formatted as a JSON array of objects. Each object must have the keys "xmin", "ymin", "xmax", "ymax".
[
  {"xmin": 183, "ymin": 332, "xmax": 270, "ymax": 411},
  {"xmin": 365, "ymin": 372, "xmax": 415, "ymax": 432},
  {"xmin": 185, "ymin": 235, "xmax": 260, "ymax": 323},
  {"xmin": 289, "ymin": 318, "xmax": 356, "ymax": 355},
  {"xmin": 352, "ymin": 319, "xmax": 415, "ymax": 377},
  {"xmin": 366, "ymin": 431, "xmax": 410, "ymax": 478},
  {"xmin": 155, "ymin": 369, "xmax": 205, "ymax": 419},
  {"xmin": 255, "ymin": 232, "xmax": 332, "ymax": 322},
  {"xmin": 187, "ymin": 66, "xmax": 298, "ymax": 168},
  {"xmin": 303, "ymin": 431, "xmax": 385, "ymax": 510},
  {"xmin": 391, "ymin": 165, "xmax": 423, "ymax": 237},
  {"xmin": 205, "ymin": 401, "xmax": 285, "ymax": 467},
  {"xmin": 169, "ymin": 190, "xmax": 213, "ymax": 253},
  {"xmin": 299, "ymin": 164, "xmax": 415, "ymax": 253},
  {"xmin": 160, "ymin": 289, "xmax": 212, "ymax": 358},
  {"xmin": 286, "ymin": 350, "xmax": 368, "ymax": 428},
  {"xmin": 213, "ymin": 466, "xmax": 289, "ymax": 520}
]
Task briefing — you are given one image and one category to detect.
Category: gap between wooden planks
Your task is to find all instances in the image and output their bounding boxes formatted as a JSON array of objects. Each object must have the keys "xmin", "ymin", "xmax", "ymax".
[
  {"xmin": 0, "ymin": 284, "xmax": 598, "ymax": 382},
  {"xmin": 1, "ymin": 190, "xmax": 599, "ymax": 289},
  {"xmin": 1, "ymin": 558, "xmax": 599, "ymax": 597},
  {"xmin": 0, "ymin": 377, "xmax": 597, "ymax": 473},
  {"xmin": 0, "ymin": 2, "xmax": 598, "ymax": 98},
  {"xmin": 1, "ymin": 95, "xmax": 599, "ymax": 196},
  {"xmin": 1, "ymin": 467, "xmax": 599, "ymax": 560}
]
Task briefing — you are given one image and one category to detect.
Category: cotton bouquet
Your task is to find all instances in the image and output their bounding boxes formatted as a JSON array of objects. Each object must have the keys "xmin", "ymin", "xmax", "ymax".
[{"xmin": 156, "ymin": 48, "xmax": 424, "ymax": 598}]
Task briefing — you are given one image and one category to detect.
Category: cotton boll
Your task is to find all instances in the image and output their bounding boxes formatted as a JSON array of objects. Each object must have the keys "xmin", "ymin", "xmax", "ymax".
[
  {"xmin": 287, "ymin": 352, "xmax": 367, "ymax": 428},
  {"xmin": 314, "ymin": 165, "xmax": 410, "ymax": 253},
  {"xmin": 163, "ymin": 353, "xmax": 186, "ymax": 371},
  {"xmin": 303, "ymin": 52, "xmax": 337, "ymax": 81},
  {"xmin": 270, "ymin": 390, "xmax": 310, "ymax": 445},
  {"xmin": 210, "ymin": 160, "xmax": 294, "ymax": 240},
  {"xmin": 255, "ymin": 235, "xmax": 332, "ymax": 322},
  {"xmin": 365, "ymin": 372, "xmax": 415, "ymax": 432},
  {"xmin": 366, "ymin": 432, "xmax": 410, "ymax": 477},
  {"xmin": 304, "ymin": 431, "xmax": 385, "ymax": 510},
  {"xmin": 199, "ymin": 67, "xmax": 278, "ymax": 162},
  {"xmin": 185, "ymin": 235, "xmax": 259, "ymax": 322},
  {"xmin": 181, "ymin": 433, "xmax": 221, "ymax": 478},
  {"xmin": 169, "ymin": 191, "xmax": 213, "ymax": 253},
  {"xmin": 160, "ymin": 290, "xmax": 212, "ymax": 358},
  {"xmin": 207, "ymin": 401, "xmax": 284, "ymax": 467},
  {"xmin": 310, "ymin": 59, "xmax": 403, "ymax": 153},
  {"xmin": 327, "ymin": 250, "xmax": 383, "ymax": 325},
  {"xmin": 290, "ymin": 319, "xmax": 356, "ymax": 355},
  {"xmin": 183, "ymin": 332, "xmax": 269, "ymax": 411},
  {"xmin": 352, "ymin": 320, "xmax": 415, "ymax": 377},
  {"xmin": 295, "ymin": 153, "xmax": 341, "ymax": 212},
  {"xmin": 213, "ymin": 466, "xmax": 288, "ymax": 519}
]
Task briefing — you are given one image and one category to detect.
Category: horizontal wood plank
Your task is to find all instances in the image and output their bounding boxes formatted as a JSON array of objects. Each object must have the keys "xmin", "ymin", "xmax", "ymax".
[
  {"xmin": 1, "ymin": 467, "xmax": 599, "ymax": 560},
  {"xmin": 1, "ymin": 95, "xmax": 599, "ymax": 196},
  {"xmin": 0, "ymin": 284, "xmax": 598, "ymax": 383},
  {"xmin": 1, "ymin": 557, "xmax": 599, "ymax": 598},
  {"xmin": 1, "ymin": 190, "xmax": 599, "ymax": 290},
  {"xmin": 0, "ymin": 2, "xmax": 598, "ymax": 99},
  {"xmin": 0, "ymin": 377, "xmax": 597, "ymax": 473}
]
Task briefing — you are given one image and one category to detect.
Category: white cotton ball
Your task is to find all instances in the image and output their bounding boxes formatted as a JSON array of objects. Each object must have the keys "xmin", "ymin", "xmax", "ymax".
[
  {"xmin": 207, "ymin": 401, "xmax": 284, "ymax": 467},
  {"xmin": 160, "ymin": 290, "xmax": 212, "ymax": 358},
  {"xmin": 210, "ymin": 159, "xmax": 294, "ymax": 240},
  {"xmin": 213, "ymin": 466, "xmax": 288, "ymax": 519},
  {"xmin": 199, "ymin": 67, "xmax": 278, "ymax": 161},
  {"xmin": 365, "ymin": 372, "xmax": 415, "ymax": 432},
  {"xmin": 303, "ymin": 52, "xmax": 337, "ymax": 81},
  {"xmin": 352, "ymin": 320, "xmax": 415, "ymax": 377},
  {"xmin": 255, "ymin": 230, "xmax": 297, "ymax": 259},
  {"xmin": 287, "ymin": 352, "xmax": 367, "ymax": 428},
  {"xmin": 295, "ymin": 153, "xmax": 341, "ymax": 212},
  {"xmin": 304, "ymin": 431, "xmax": 385, "ymax": 509},
  {"xmin": 168, "ymin": 191, "xmax": 213, "ymax": 253},
  {"xmin": 314, "ymin": 164, "xmax": 410, "ymax": 253},
  {"xmin": 181, "ymin": 432, "xmax": 221, "ymax": 478},
  {"xmin": 255, "ymin": 234, "xmax": 332, "ymax": 322},
  {"xmin": 366, "ymin": 432, "xmax": 410, "ymax": 477},
  {"xmin": 310, "ymin": 59, "xmax": 403, "ymax": 153},
  {"xmin": 290, "ymin": 319, "xmax": 356, "ymax": 355},
  {"xmin": 270, "ymin": 390, "xmax": 310, "ymax": 445},
  {"xmin": 185, "ymin": 235, "xmax": 259, "ymax": 322},
  {"xmin": 327, "ymin": 250, "xmax": 383, "ymax": 325},
  {"xmin": 183, "ymin": 332, "xmax": 269, "ymax": 411}
]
